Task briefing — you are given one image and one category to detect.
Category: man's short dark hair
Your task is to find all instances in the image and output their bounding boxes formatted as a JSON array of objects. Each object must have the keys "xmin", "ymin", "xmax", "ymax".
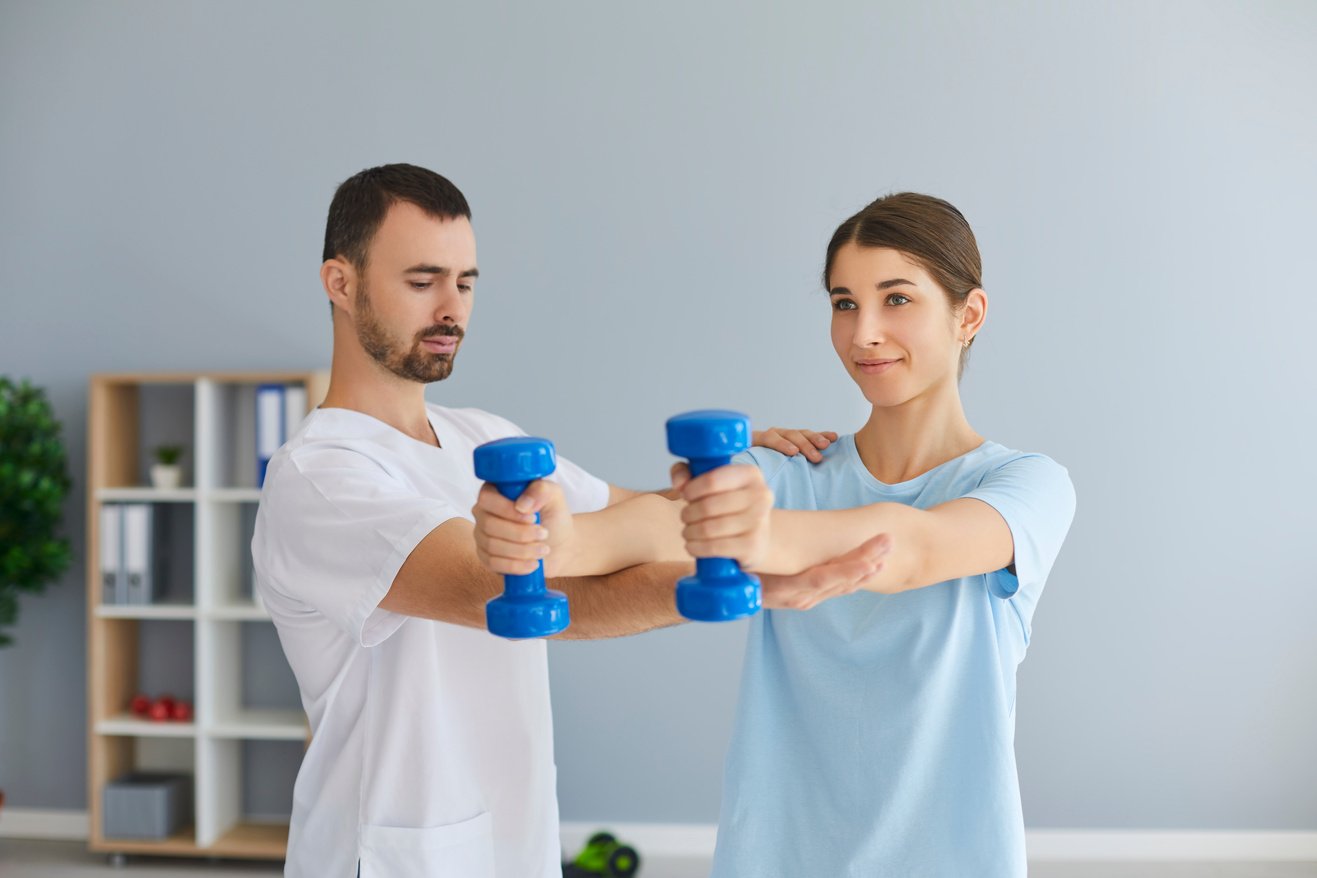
[{"xmin": 323, "ymin": 163, "xmax": 471, "ymax": 270}]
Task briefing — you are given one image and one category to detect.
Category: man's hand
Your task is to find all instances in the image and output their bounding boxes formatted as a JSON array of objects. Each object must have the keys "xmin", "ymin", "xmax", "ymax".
[
  {"xmin": 760, "ymin": 534, "xmax": 892, "ymax": 610},
  {"xmin": 471, "ymin": 479, "xmax": 577, "ymax": 578},
  {"xmin": 671, "ymin": 462, "xmax": 774, "ymax": 571},
  {"xmin": 752, "ymin": 427, "xmax": 838, "ymax": 463}
]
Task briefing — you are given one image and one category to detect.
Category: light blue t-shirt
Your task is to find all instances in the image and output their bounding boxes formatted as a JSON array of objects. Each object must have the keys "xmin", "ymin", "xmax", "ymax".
[{"xmin": 711, "ymin": 435, "xmax": 1076, "ymax": 878}]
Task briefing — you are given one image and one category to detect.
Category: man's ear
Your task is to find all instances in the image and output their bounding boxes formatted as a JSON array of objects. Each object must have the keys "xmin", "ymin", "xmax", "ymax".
[{"xmin": 320, "ymin": 258, "xmax": 356, "ymax": 316}]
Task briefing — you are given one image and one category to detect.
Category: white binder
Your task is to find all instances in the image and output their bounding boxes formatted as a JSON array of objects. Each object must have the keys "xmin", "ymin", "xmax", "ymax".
[
  {"xmin": 122, "ymin": 504, "xmax": 155, "ymax": 605},
  {"xmin": 255, "ymin": 384, "xmax": 285, "ymax": 487},
  {"xmin": 283, "ymin": 384, "xmax": 307, "ymax": 444},
  {"xmin": 99, "ymin": 505, "xmax": 123, "ymax": 606}
]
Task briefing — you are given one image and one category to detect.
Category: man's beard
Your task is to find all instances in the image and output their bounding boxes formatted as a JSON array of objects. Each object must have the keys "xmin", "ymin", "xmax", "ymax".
[{"xmin": 354, "ymin": 282, "xmax": 463, "ymax": 384}]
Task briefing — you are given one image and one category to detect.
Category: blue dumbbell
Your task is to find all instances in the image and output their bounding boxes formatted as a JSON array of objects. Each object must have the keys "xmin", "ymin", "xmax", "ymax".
[
  {"xmin": 665, "ymin": 410, "xmax": 762, "ymax": 622},
  {"xmin": 472, "ymin": 437, "xmax": 570, "ymax": 639}
]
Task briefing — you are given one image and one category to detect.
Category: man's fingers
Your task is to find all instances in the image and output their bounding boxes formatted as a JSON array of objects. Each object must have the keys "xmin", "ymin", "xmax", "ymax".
[
  {"xmin": 476, "ymin": 483, "xmax": 536, "ymax": 522},
  {"xmin": 670, "ymin": 462, "xmax": 692, "ymax": 492},
  {"xmin": 483, "ymin": 536, "xmax": 550, "ymax": 562},
  {"xmin": 514, "ymin": 479, "xmax": 562, "ymax": 515},
  {"xmin": 487, "ymin": 556, "xmax": 541, "ymax": 576},
  {"xmin": 477, "ymin": 515, "xmax": 547, "ymax": 545},
  {"xmin": 803, "ymin": 430, "xmax": 835, "ymax": 450}
]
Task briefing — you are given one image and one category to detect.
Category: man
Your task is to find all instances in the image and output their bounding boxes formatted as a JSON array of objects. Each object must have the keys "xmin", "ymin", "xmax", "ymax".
[{"xmin": 251, "ymin": 163, "xmax": 885, "ymax": 877}]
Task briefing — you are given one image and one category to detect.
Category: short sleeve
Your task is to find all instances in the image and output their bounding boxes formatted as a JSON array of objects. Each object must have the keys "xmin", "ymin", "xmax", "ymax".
[
  {"xmin": 254, "ymin": 446, "xmax": 463, "ymax": 647},
  {"xmin": 733, "ymin": 447, "xmax": 793, "ymax": 489},
  {"xmin": 467, "ymin": 409, "xmax": 609, "ymax": 514},
  {"xmin": 548, "ymin": 452, "xmax": 609, "ymax": 514},
  {"xmin": 963, "ymin": 454, "xmax": 1076, "ymax": 603}
]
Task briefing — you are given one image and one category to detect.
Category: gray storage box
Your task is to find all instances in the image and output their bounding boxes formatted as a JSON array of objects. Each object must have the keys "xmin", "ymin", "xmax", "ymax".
[{"xmin": 102, "ymin": 772, "xmax": 191, "ymax": 839}]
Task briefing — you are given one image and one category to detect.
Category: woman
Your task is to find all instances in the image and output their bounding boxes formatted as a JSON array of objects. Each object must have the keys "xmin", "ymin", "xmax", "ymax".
[
  {"xmin": 474, "ymin": 192, "xmax": 1075, "ymax": 876},
  {"xmin": 694, "ymin": 192, "xmax": 1076, "ymax": 876}
]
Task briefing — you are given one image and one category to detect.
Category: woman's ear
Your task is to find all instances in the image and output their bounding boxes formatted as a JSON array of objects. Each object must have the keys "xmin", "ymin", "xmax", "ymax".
[{"xmin": 960, "ymin": 288, "xmax": 988, "ymax": 344}]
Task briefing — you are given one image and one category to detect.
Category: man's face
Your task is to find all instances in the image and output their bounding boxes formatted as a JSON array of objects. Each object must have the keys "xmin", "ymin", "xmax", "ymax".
[{"xmin": 353, "ymin": 201, "xmax": 478, "ymax": 384}]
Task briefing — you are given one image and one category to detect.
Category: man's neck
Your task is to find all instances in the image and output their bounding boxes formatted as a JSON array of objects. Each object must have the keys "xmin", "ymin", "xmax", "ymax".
[{"xmin": 320, "ymin": 353, "xmax": 439, "ymax": 448}]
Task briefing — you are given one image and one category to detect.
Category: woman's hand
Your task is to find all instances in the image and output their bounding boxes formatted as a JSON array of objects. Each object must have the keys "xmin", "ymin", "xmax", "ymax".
[
  {"xmin": 471, "ymin": 479, "xmax": 577, "ymax": 578},
  {"xmin": 671, "ymin": 462, "xmax": 775, "ymax": 571},
  {"xmin": 760, "ymin": 534, "xmax": 892, "ymax": 610},
  {"xmin": 751, "ymin": 427, "xmax": 838, "ymax": 463}
]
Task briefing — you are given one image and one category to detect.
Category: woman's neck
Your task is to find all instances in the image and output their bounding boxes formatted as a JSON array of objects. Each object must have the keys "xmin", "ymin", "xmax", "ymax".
[{"xmin": 853, "ymin": 386, "xmax": 983, "ymax": 485}]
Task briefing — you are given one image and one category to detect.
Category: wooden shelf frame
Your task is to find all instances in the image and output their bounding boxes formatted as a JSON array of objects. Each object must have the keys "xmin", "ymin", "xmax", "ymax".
[{"xmin": 86, "ymin": 370, "xmax": 327, "ymax": 859}]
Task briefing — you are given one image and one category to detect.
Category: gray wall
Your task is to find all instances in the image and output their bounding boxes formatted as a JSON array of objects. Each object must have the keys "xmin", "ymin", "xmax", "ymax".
[{"xmin": 2, "ymin": 0, "xmax": 1315, "ymax": 829}]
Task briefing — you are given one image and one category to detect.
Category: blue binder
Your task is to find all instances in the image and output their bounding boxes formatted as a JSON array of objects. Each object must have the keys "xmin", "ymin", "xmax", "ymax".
[{"xmin": 255, "ymin": 384, "xmax": 285, "ymax": 487}]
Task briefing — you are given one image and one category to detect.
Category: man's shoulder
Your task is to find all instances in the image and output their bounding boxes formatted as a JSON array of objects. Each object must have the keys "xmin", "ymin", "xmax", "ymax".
[{"xmin": 425, "ymin": 403, "xmax": 525, "ymax": 442}]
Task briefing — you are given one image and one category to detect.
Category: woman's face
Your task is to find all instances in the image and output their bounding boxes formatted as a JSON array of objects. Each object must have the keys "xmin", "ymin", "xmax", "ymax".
[{"xmin": 828, "ymin": 243, "xmax": 969, "ymax": 408}]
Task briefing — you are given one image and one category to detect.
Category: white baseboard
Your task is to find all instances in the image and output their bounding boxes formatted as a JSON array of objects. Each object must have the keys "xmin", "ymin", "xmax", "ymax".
[
  {"xmin": 0, "ymin": 808, "xmax": 88, "ymax": 840},
  {"xmin": 1025, "ymin": 830, "xmax": 1317, "ymax": 861},
  {"xmin": 561, "ymin": 823, "xmax": 1317, "ymax": 862},
  {"xmin": 5, "ymin": 811, "xmax": 1315, "ymax": 862}
]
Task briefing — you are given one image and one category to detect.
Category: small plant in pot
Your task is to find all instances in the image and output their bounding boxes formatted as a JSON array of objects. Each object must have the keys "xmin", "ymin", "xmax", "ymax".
[{"xmin": 150, "ymin": 444, "xmax": 186, "ymax": 490}]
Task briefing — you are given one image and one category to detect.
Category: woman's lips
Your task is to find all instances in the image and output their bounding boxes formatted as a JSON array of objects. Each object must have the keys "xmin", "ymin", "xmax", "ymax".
[{"xmin": 856, "ymin": 358, "xmax": 899, "ymax": 375}]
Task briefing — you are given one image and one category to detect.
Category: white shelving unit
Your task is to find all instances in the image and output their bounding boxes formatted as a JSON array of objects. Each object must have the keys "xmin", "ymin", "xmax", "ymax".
[{"xmin": 86, "ymin": 371, "xmax": 327, "ymax": 860}]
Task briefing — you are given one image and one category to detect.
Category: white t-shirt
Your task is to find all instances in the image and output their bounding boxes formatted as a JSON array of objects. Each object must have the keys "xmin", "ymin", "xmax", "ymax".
[{"xmin": 251, "ymin": 403, "xmax": 609, "ymax": 878}]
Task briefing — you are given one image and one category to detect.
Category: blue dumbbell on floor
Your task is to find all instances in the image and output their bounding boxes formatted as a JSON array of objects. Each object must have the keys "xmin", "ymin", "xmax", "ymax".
[
  {"xmin": 665, "ymin": 410, "xmax": 762, "ymax": 622},
  {"xmin": 472, "ymin": 437, "xmax": 570, "ymax": 639}
]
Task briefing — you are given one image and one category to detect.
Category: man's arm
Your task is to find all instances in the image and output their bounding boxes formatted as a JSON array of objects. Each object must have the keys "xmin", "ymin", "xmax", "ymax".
[
  {"xmin": 382, "ymin": 516, "xmax": 894, "ymax": 638},
  {"xmin": 379, "ymin": 517, "xmax": 688, "ymax": 639}
]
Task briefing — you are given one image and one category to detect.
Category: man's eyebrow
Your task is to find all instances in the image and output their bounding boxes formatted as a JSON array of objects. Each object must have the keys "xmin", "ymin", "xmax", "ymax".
[{"xmin": 403, "ymin": 265, "xmax": 480, "ymax": 279}]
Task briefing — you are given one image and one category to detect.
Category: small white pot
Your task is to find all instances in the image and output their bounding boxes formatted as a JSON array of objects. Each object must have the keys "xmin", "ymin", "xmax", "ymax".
[{"xmin": 150, "ymin": 463, "xmax": 183, "ymax": 490}]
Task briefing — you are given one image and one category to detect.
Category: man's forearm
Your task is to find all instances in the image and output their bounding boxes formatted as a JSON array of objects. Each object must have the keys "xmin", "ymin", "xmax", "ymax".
[{"xmin": 550, "ymin": 561, "xmax": 691, "ymax": 639}]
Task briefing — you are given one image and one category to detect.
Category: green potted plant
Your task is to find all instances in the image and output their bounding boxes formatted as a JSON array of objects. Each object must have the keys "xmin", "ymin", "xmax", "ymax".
[
  {"xmin": 0, "ymin": 377, "xmax": 74, "ymax": 815},
  {"xmin": 150, "ymin": 443, "xmax": 186, "ymax": 490},
  {"xmin": 0, "ymin": 376, "xmax": 73, "ymax": 647}
]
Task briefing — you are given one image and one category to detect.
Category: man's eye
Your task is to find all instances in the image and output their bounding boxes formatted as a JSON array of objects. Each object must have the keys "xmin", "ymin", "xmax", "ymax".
[
  {"xmin": 459, "ymin": 285, "xmax": 473, "ymax": 294},
  {"xmin": 832, "ymin": 299, "xmax": 857, "ymax": 311},
  {"xmin": 410, "ymin": 281, "xmax": 431, "ymax": 290}
]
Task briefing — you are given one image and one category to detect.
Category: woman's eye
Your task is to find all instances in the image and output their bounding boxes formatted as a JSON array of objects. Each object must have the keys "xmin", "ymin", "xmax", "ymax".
[
  {"xmin": 832, "ymin": 299, "xmax": 857, "ymax": 312},
  {"xmin": 887, "ymin": 294, "xmax": 910, "ymax": 306}
]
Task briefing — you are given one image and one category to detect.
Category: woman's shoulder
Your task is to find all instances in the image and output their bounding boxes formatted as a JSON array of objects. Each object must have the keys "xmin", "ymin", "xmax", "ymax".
[
  {"xmin": 969, "ymin": 442, "xmax": 1075, "ymax": 504},
  {"xmin": 738, "ymin": 435, "xmax": 854, "ymax": 489}
]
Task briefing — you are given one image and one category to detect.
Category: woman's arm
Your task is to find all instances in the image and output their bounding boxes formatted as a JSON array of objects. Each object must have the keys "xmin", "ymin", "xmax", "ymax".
[{"xmin": 675, "ymin": 465, "xmax": 1015, "ymax": 594}]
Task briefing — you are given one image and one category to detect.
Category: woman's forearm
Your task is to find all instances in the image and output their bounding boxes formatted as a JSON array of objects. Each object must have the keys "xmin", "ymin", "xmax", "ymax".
[
  {"xmin": 763, "ymin": 504, "xmax": 920, "ymax": 592},
  {"xmin": 554, "ymin": 493, "xmax": 689, "ymax": 576}
]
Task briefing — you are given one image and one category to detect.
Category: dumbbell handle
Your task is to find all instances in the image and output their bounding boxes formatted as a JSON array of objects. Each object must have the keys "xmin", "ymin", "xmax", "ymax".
[
  {"xmin": 685, "ymin": 454, "xmax": 743, "ymax": 582},
  {"xmin": 490, "ymin": 479, "xmax": 545, "ymax": 598}
]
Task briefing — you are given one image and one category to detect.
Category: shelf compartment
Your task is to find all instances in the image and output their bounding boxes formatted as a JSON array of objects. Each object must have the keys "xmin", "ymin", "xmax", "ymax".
[
  {"xmin": 197, "ymin": 499, "xmax": 259, "ymax": 612},
  {"xmin": 89, "ymin": 737, "xmax": 196, "ymax": 851},
  {"xmin": 196, "ymin": 737, "xmax": 299, "ymax": 850}
]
